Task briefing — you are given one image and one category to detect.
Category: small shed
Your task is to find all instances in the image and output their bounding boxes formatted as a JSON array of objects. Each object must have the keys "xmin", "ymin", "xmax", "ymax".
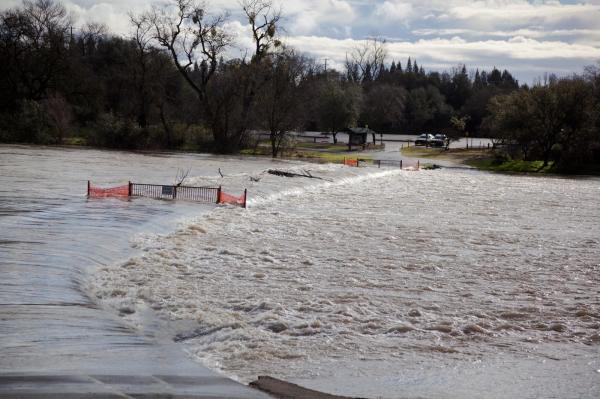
[{"xmin": 344, "ymin": 127, "xmax": 377, "ymax": 150}]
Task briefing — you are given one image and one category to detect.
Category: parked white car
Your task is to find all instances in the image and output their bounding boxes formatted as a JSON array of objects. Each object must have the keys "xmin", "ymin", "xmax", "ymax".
[{"xmin": 415, "ymin": 134, "xmax": 435, "ymax": 146}]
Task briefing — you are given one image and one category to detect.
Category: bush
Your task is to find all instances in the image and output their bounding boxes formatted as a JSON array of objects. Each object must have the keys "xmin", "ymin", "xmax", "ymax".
[
  {"xmin": 86, "ymin": 113, "xmax": 147, "ymax": 149},
  {"xmin": 0, "ymin": 100, "xmax": 53, "ymax": 144},
  {"xmin": 491, "ymin": 151, "xmax": 511, "ymax": 165}
]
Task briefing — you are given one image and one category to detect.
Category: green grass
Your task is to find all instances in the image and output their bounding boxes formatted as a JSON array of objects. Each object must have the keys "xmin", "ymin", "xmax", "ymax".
[
  {"xmin": 467, "ymin": 159, "xmax": 555, "ymax": 173},
  {"xmin": 401, "ymin": 146, "xmax": 567, "ymax": 174},
  {"xmin": 295, "ymin": 151, "xmax": 372, "ymax": 162},
  {"xmin": 240, "ymin": 147, "xmax": 372, "ymax": 163},
  {"xmin": 295, "ymin": 142, "xmax": 349, "ymax": 151}
]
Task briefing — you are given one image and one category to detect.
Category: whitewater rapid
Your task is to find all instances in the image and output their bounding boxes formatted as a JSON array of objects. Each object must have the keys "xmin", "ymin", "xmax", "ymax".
[{"xmin": 90, "ymin": 163, "xmax": 600, "ymax": 398}]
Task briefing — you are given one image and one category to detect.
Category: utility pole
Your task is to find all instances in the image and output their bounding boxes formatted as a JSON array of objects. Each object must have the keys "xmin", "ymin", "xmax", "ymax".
[{"xmin": 323, "ymin": 58, "xmax": 329, "ymax": 73}]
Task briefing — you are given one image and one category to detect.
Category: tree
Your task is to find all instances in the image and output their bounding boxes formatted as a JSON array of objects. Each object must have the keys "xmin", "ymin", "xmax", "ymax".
[
  {"xmin": 0, "ymin": 0, "xmax": 71, "ymax": 109},
  {"xmin": 449, "ymin": 115, "xmax": 470, "ymax": 149},
  {"xmin": 486, "ymin": 77, "xmax": 598, "ymax": 169},
  {"xmin": 254, "ymin": 49, "xmax": 307, "ymax": 157},
  {"xmin": 345, "ymin": 38, "xmax": 387, "ymax": 83},
  {"xmin": 241, "ymin": 0, "xmax": 281, "ymax": 61},
  {"xmin": 403, "ymin": 86, "xmax": 451, "ymax": 134},
  {"xmin": 318, "ymin": 80, "xmax": 361, "ymax": 143},
  {"xmin": 43, "ymin": 91, "xmax": 72, "ymax": 144},
  {"xmin": 147, "ymin": 0, "xmax": 236, "ymax": 151},
  {"xmin": 360, "ymin": 83, "xmax": 406, "ymax": 133}
]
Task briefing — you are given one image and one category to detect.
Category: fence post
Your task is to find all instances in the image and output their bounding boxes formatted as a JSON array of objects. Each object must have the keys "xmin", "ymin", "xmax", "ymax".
[
  {"xmin": 356, "ymin": 158, "xmax": 359, "ymax": 167},
  {"xmin": 87, "ymin": 180, "xmax": 90, "ymax": 196},
  {"xmin": 128, "ymin": 181, "xmax": 132, "ymax": 197},
  {"xmin": 400, "ymin": 160, "xmax": 403, "ymax": 170},
  {"xmin": 243, "ymin": 189, "xmax": 247, "ymax": 209},
  {"xmin": 417, "ymin": 160, "xmax": 420, "ymax": 170},
  {"xmin": 216, "ymin": 186, "xmax": 222, "ymax": 204},
  {"xmin": 378, "ymin": 160, "xmax": 381, "ymax": 168}
]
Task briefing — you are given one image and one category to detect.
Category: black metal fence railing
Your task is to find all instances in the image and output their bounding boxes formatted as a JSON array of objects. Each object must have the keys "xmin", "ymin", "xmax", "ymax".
[
  {"xmin": 130, "ymin": 183, "xmax": 220, "ymax": 203},
  {"xmin": 374, "ymin": 159, "xmax": 420, "ymax": 169},
  {"xmin": 342, "ymin": 158, "xmax": 420, "ymax": 169}
]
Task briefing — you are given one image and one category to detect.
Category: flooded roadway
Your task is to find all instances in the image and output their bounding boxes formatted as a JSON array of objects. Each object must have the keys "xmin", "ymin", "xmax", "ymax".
[{"xmin": 0, "ymin": 145, "xmax": 274, "ymax": 398}]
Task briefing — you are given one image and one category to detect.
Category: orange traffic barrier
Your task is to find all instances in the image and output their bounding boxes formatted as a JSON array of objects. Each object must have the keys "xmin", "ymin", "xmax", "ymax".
[
  {"xmin": 88, "ymin": 181, "xmax": 131, "ymax": 197},
  {"xmin": 218, "ymin": 188, "xmax": 247, "ymax": 208},
  {"xmin": 343, "ymin": 158, "xmax": 358, "ymax": 167}
]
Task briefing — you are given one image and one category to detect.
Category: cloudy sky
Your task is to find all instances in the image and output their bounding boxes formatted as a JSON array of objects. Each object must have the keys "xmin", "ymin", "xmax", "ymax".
[{"xmin": 3, "ymin": 0, "xmax": 600, "ymax": 82}]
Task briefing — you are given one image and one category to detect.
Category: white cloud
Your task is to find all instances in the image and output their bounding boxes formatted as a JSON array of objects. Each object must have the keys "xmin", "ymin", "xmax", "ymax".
[
  {"xmin": 373, "ymin": 1, "xmax": 414, "ymax": 24},
  {"xmin": 282, "ymin": 0, "xmax": 356, "ymax": 36},
  {"xmin": 1, "ymin": 0, "xmax": 599, "ymax": 81},
  {"xmin": 287, "ymin": 33, "xmax": 600, "ymax": 81}
]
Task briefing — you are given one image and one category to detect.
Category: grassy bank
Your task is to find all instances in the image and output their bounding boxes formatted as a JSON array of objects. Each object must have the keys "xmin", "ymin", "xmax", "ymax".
[
  {"xmin": 403, "ymin": 145, "xmax": 554, "ymax": 173},
  {"xmin": 401, "ymin": 146, "xmax": 600, "ymax": 175},
  {"xmin": 241, "ymin": 140, "xmax": 375, "ymax": 163},
  {"xmin": 467, "ymin": 159, "xmax": 554, "ymax": 173}
]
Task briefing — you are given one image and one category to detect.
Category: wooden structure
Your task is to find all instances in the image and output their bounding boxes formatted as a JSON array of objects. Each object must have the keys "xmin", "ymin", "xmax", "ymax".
[{"xmin": 344, "ymin": 127, "xmax": 377, "ymax": 150}]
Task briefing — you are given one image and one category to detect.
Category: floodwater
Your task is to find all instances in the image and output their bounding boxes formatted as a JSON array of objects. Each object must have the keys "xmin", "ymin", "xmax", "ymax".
[
  {"xmin": 1, "ymin": 145, "xmax": 599, "ymax": 398},
  {"xmin": 0, "ymin": 145, "xmax": 285, "ymax": 375}
]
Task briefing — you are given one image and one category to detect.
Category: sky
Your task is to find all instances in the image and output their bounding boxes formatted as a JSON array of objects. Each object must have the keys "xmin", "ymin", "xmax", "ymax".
[{"xmin": 2, "ymin": 0, "xmax": 600, "ymax": 82}]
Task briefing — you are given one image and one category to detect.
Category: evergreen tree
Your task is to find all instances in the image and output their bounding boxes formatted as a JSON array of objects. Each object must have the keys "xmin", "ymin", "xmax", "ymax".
[
  {"xmin": 474, "ymin": 69, "xmax": 482, "ymax": 89},
  {"xmin": 488, "ymin": 67, "xmax": 502, "ymax": 86}
]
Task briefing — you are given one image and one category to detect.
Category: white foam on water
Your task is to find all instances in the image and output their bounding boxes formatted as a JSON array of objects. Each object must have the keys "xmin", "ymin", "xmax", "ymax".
[{"xmin": 90, "ymin": 165, "xmax": 600, "ymax": 398}]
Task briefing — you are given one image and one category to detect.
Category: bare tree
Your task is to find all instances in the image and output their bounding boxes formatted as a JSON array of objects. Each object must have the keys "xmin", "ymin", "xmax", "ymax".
[
  {"xmin": 175, "ymin": 167, "xmax": 191, "ymax": 186},
  {"xmin": 240, "ymin": 0, "xmax": 281, "ymax": 60},
  {"xmin": 255, "ymin": 49, "xmax": 308, "ymax": 157},
  {"xmin": 148, "ymin": 0, "xmax": 232, "ymax": 102},
  {"xmin": 129, "ymin": 13, "xmax": 153, "ymax": 129},
  {"xmin": 345, "ymin": 37, "xmax": 387, "ymax": 83},
  {"xmin": 79, "ymin": 22, "xmax": 106, "ymax": 55},
  {"xmin": 44, "ymin": 91, "xmax": 72, "ymax": 144},
  {"xmin": 141, "ymin": 0, "xmax": 284, "ymax": 153},
  {"xmin": 144, "ymin": 0, "xmax": 239, "ymax": 151},
  {"xmin": 0, "ymin": 0, "xmax": 71, "ymax": 105}
]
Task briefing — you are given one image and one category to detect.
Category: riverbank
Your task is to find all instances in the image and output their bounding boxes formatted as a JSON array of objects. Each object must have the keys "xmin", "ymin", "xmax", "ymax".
[{"xmin": 401, "ymin": 146, "xmax": 600, "ymax": 176}]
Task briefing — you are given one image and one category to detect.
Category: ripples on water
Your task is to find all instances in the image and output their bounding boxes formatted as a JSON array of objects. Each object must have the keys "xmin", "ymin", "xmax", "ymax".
[
  {"xmin": 1, "ymin": 146, "xmax": 598, "ymax": 398},
  {"xmin": 91, "ymin": 162, "xmax": 600, "ymax": 398},
  {"xmin": 0, "ymin": 145, "xmax": 284, "ymax": 373}
]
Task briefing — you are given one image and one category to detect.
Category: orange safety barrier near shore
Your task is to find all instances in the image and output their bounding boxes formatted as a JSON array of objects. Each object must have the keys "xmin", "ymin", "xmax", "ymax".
[
  {"xmin": 218, "ymin": 188, "xmax": 247, "ymax": 208},
  {"xmin": 343, "ymin": 158, "xmax": 359, "ymax": 167},
  {"xmin": 87, "ymin": 181, "xmax": 131, "ymax": 197},
  {"xmin": 87, "ymin": 181, "xmax": 248, "ymax": 207}
]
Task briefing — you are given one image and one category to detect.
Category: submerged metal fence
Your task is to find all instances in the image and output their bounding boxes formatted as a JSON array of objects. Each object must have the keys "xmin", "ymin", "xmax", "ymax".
[
  {"xmin": 130, "ymin": 183, "xmax": 220, "ymax": 203},
  {"xmin": 342, "ymin": 158, "xmax": 420, "ymax": 170},
  {"xmin": 88, "ymin": 181, "xmax": 247, "ymax": 207},
  {"xmin": 375, "ymin": 159, "xmax": 420, "ymax": 169}
]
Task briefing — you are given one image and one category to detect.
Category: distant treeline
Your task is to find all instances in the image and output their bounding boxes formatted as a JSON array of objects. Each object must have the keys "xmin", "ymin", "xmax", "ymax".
[{"xmin": 1, "ymin": 0, "xmax": 599, "ymax": 169}]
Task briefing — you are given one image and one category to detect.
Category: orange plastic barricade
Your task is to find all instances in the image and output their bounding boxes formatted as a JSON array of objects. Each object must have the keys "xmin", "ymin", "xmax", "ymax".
[
  {"xmin": 218, "ymin": 188, "xmax": 247, "ymax": 208},
  {"xmin": 88, "ymin": 181, "xmax": 130, "ymax": 198},
  {"xmin": 343, "ymin": 158, "xmax": 358, "ymax": 167}
]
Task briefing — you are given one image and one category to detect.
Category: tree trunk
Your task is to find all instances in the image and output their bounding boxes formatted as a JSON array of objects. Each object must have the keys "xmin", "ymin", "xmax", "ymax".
[
  {"xmin": 159, "ymin": 104, "xmax": 172, "ymax": 148},
  {"xmin": 271, "ymin": 131, "xmax": 278, "ymax": 158}
]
